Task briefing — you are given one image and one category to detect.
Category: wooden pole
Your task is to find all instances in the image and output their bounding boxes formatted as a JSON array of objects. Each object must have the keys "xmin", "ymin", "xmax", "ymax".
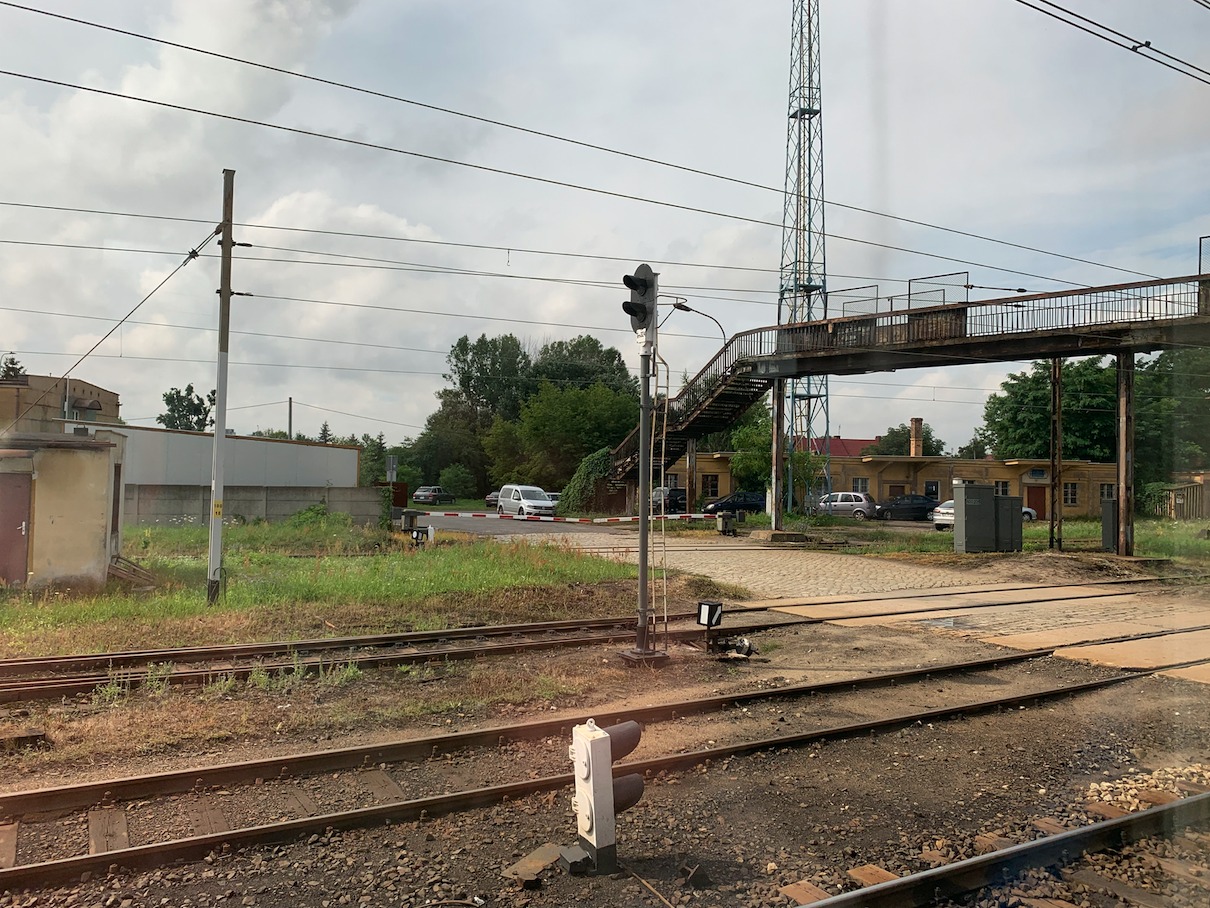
[
  {"xmin": 206, "ymin": 169, "xmax": 235, "ymax": 604},
  {"xmin": 1117, "ymin": 353, "xmax": 1135, "ymax": 556},
  {"xmin": 1049, "ymin": 358, "xmax": 1063, "ymax": 550}
]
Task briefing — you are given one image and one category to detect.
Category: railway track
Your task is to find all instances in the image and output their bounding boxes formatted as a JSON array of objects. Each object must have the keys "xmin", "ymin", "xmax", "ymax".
[
  {"xmin": 0, "ymin": 578, "xmax": 1176, "ymax": 705},
  {"xmin": 0, "ymin": 643, "xmax": 1190, "ymax": 891}
]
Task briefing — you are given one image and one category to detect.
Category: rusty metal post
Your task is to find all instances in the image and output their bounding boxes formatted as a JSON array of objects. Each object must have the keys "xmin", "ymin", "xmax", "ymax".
[
  {"xmin": 771, "ymin": 380, "xmax": 785, "ymax": 530},
  {"xmin": 1049, "ymin": 358, "xmax": 1063, "ymax": 551},
  {"xmin": 1117, "ymin": 353, "xmax": 1135, "ymax": 556},
  {"xmin": 686, "ymin": 437, "xmax": 697, "ymax": 514}
]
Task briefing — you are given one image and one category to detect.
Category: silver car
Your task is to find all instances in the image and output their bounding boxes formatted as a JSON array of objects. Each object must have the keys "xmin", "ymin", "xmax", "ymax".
[
  {"xmin": 498, "ymin": 484, "xmax": 555, "ymax": 517},
  {"xmin": 814, "ymin": 491, "xmax": 878, "ymax": 519}
]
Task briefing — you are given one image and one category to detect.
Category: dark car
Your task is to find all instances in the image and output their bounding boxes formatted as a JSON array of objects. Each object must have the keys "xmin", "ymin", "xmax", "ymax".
[
  {"xmin": 485, "ymin": 489, "xmax": 501, "ymax": 509},
  {"xmin": 412, "ymin": 486, "xmax": 456, "ymax": 506},
  {"xmin": 703, "ymin": 490, "xmax": 765, "ymax": 515},
  {"xmin": 876, "ymin": 494, "xmax": 938, "ymax": 521},
  {"xmin": 652, "ymin": 487, "xmax": 687, "ymax": 514}
]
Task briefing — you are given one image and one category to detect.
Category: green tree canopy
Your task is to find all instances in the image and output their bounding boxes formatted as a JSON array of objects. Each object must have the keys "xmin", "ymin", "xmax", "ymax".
[
  {"xmin": 512, "ymin": 382, "xmax": 638, "ymax": 489},
  {"xmin": 406, "ymin": 389, "xmax": 488, "ymax": 490},
  {"xmin": 862, "ymin": 422, "xmax": 946, "ymax": 457},
  {"xmin": 157, "ymin": 384, "xmax": 215, "ymax": 431},
  {"xmin": 438, "ymin": 463, "xmax": 477, "ymax": 499},
  {"xmin": 444, "ymin": 333, "xmax": 534, "ymax": 423},
  {"xmin": 533, "ymin": 335, "xmax": 637, "ymax": 397},
  {"xmin": 1, "ymin": 356, "xmax": 26, "ymax": 380}
]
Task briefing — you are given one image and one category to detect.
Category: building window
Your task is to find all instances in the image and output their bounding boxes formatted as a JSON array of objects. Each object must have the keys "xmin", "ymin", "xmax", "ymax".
[
  {"xmin": 851, "ymin": 477, "xmax": 869, "ymax": 494},
  {"xmin": 1030, "ymin": 468, "xmax": 1046, "ymax": 479},
  {"xmin": 994, "ymin": 481, "xmax": 1010, "ymax": 497},
  {"xmin": 666, "ymin": 474, "xmax": 680, "ymax": 488},
  {"xmin": 701, "ymin": 474, "xmax": 719, "ymax": 498},
  {"xmin": 1100, "ymin": 483, "xmax": 1116, "ymax": 500},
  {"xmin": 924, "ymin": 480, "xmax": 939, "ymax": 500},
  {"xmin": 1063, "ymin": 482, "xmax": 1078, "ymax": 506}
]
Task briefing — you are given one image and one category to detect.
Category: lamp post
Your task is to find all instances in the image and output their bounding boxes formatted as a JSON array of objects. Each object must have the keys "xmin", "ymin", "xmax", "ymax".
[{"xmin": 672, "ymin": 301, "xmax": 727, "ymax": 343}]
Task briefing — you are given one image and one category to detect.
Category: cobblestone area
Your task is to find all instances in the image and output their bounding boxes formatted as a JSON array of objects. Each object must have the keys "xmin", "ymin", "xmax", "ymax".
[{"xmin": 499, "ymin": 530, "xmax": 974, "ymax": 599}]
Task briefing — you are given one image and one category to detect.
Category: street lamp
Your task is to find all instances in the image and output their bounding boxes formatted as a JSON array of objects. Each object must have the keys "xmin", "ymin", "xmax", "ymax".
[{"xmin": 672, "ymin": 301, "xmax": 727, "ymax": 343}]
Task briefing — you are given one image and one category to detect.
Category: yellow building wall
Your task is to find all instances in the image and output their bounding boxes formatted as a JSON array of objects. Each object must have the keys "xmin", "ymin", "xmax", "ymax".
[
  {"xmin": 828, "ymin": 456, "xmax": 1117, "ymax": 519},
  {"xmin": 29, "ymin": 447, "xmax": 113, "ymax": 587},
  {"xmin": 662, "ymin": 452, "xmax": 735, "ymax": 503}
]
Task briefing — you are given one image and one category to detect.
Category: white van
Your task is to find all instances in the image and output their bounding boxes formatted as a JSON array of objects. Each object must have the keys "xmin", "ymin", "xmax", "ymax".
[{"xmin": 498, "ymin": 484, "xmax": 556, "ymax": 517}]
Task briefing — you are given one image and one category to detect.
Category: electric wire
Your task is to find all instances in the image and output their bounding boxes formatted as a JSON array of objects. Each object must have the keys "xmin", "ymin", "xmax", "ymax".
[
  {"xmin": 0, "ymin": 1, "xmax": 1158, "ymax": 280},
  {"xmin": 0, "ymin": 227, "xmax": 217, "ymax": 435},
  {"xmin": 0, "ymin": 69, "xmax": 1099, "ymax": 287},
  {"xmin": 1010, "ymin": 0, "xmax": 1210, "ymax": 86}
]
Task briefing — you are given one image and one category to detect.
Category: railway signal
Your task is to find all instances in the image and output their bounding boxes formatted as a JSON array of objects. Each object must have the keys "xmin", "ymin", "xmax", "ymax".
[
  {"xmin": 622, "ymin": 264, "xmax": 657, "ymax": 340},
  {"xmin": 568, "ymin": 718, "xmax": 644, "ymax": 874}
]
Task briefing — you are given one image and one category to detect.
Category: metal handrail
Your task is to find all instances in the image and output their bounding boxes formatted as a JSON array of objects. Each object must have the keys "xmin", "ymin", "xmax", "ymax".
[{"xmin": 612, "ymin": 274, "xmax": 1207, "ymax": 465}]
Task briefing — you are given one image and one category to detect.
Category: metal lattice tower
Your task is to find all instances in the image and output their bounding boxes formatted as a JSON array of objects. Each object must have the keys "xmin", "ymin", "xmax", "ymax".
[{"xmin": 778, "ymin": 0, "xmax": 830, "ymax": 509}]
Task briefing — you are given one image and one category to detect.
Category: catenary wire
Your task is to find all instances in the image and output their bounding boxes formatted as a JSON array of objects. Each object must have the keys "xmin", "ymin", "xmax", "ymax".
[
  {"xmin": 11, "ymin": 349, "xmax": 1137, "ymax": 416},
  {"xmin": 1010, "ymin": 0, "xmax": 1210, "ymax": 86},
  {"xmin": 0, "ymin": 227, "xmax": 217, "ymax": 435},
  {"xmin": 0, "ymin": 69, "xmax": 1094, "ymax": 288},
  {"xmin": 0, "ymin": 1, "xmax": 1157, "ymax": 280}
]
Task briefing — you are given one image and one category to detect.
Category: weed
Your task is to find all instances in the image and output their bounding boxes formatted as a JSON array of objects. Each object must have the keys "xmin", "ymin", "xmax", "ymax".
[
  {"xmin": 202, "ymin": 672, "xmax": 236, "ymax": 699},
  {"xmin": 318, "ymin": 661, "xmax": 362, "ymax": 687},
  {"xmin": 142, "ymin": 662, "xmax": 174, "ymax": 696},
  {"xmin": 93, "ymin": 677, "xmax": 128, "ymax": 706},
  {"xmin": 247, "ymin": 665, "xmax": 271, "ymax": 691}
]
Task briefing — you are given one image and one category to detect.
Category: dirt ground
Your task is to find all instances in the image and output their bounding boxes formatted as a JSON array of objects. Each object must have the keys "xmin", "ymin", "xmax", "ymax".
[{"xmin": 2, "ymin": 551, "xmax": 1207, "ymax": 908}]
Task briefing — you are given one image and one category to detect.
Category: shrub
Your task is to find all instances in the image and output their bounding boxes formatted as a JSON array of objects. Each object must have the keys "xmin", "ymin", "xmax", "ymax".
[
  {"xmin": 439, "ymin": 463, "xmax": 477, "ymax": 499},
  {"xmin": 561, "ymin": 447, "xmax": 611, "ymax": 514}
]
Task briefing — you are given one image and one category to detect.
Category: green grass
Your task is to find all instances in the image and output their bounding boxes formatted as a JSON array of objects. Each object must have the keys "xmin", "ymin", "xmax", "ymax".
[
  {"xmin": 0, "ymin": 533, "xmax": 637, "ymax": 657},
  {"xmin": 130, "ymin": 512, "xmax": 395, "ymax": 557}
]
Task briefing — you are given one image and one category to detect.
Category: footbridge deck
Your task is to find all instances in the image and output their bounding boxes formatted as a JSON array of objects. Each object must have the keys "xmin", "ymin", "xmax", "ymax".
[{"xmin": 611, "ymin": 274, "xmax": 1210, "ymax": 480}]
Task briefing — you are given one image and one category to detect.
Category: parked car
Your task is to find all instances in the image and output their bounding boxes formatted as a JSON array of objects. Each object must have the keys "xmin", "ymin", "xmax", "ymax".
[
  {"xmin": 930, "ymin": 499, "xmax": 1039, "ymax": 531},
  {"xmin": 703, "ymin": 489, "xmax": 765, "ymax": 515},
  {"xmin": 547, "ymin": 491, "xmax": 562, "ymax": 504},
  {"xmin": 929, "ymin": 499, "xmax": 956, "ymax": 530},
  {"xmin": 876, "ymin": 494, "xmax": 938, "ymax": 521},
  {"xmin": 813, "ymin": 491, "xmax": 878, "ymax": 520},
  {"xmin": 498, "ymin": 484, "xmax": 556, "ymax": 517},
  {"xmin": 652, "ymin": 487, "xmax": 687, "ymax": 514},
  {"xmin": 413, "ymin": 486, "xmax": 456, "ymax": 505},
  {"xmin": 485, "ymin": 489, "xmax": 501, "ymax": 509}
]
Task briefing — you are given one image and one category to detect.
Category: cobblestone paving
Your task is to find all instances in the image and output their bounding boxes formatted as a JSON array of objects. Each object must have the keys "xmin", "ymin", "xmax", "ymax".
[{"xmin": 498, "ymin": 529, "xmax": 975, "ymax": 599}]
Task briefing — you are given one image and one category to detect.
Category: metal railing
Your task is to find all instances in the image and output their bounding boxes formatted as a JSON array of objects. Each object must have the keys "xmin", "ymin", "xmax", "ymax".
[{"xmin": 613, "ymin": 274, "xmax": 1208, "ymax": 468}]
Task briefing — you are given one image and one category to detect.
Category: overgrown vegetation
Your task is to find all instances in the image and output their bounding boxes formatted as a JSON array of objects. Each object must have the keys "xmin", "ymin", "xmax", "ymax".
[{"xmin": 0, "ymin": 530, "xmax": 638, "ymax": 658}]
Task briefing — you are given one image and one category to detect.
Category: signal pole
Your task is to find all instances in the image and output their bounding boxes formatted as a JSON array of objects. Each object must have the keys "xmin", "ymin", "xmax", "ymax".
[
  {"xmin": 620, "ymin": 264, "xmax": 667, "ymax": 667},
  {"xmin": 207, "ymin": 168, "xmax": 235, "ymax": 604}
]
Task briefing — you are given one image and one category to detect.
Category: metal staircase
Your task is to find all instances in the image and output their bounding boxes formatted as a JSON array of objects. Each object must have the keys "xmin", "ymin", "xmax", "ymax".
[{"xmin": 610, "ymin": 333, "xmax": 774, "ymax": 480}]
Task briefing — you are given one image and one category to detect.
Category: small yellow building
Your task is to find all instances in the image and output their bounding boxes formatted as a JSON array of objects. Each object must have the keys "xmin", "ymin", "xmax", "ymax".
[
  {"xmin": 660, "ymin": 450, "xmax": 1117, "ymax": 519},
  {"xmin": 0, "ymin": 430, "xmax": 127, "ymax": 589}
]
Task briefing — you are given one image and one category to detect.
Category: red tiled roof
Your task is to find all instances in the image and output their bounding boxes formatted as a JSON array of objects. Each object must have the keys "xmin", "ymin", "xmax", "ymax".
[{"xmin": 797, "ymin": 437, "xmax": 880, "ymax": 457}]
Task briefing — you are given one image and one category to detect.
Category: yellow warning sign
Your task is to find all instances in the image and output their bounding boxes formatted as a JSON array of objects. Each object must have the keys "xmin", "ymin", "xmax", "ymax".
[{"xmin": 213, "ymin": 500, "xmax": 223, "ymax": 519}]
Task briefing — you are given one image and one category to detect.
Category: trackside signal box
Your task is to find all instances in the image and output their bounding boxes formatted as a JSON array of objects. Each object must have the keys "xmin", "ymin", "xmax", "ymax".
[{"xmin": 567, "ymin": 718, "xmax": 643, "ymax": 874}]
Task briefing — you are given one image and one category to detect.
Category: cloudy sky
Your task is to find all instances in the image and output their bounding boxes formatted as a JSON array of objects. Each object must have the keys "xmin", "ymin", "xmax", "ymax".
[{"xmin": 1, "ymin": 0, "xmax": 1208, "ymax": 450}]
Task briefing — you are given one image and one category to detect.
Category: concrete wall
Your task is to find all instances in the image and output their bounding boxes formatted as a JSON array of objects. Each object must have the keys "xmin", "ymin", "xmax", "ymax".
[
  {"xmin": 125, "ymin": 484, "xmax": 382, "ymax": 526},
  {"xmin": 65, "ymin": 422, "xmax": 359, "ymax": 488}
]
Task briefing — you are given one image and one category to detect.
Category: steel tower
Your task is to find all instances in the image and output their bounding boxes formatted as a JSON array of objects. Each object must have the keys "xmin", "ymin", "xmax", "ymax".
[{"xmin": 773, "ymin": 0, "xmax": 830, "ymax": 528}]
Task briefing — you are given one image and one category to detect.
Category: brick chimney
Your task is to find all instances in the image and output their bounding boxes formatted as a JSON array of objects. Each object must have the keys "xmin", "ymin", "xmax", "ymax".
[{"xmin": 909, "ymin": 417, "xmax": 924, "ymax": 457}]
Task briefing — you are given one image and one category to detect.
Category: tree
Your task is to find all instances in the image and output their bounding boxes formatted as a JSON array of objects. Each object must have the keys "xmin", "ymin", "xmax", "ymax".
[
  {"xmin": 482, "ymin": 416, "xmax": 526, "ymax": 488},
  {"xmin": 444, "ymin": 334, "xmax": 534, "ymax": 423},
  {"xmin": 956, "ymin": 427, "xmax": 992, "ymax": 460},
  {"xmin": 532, "ymin": 335, "xmax": 637, "ymax": 397},
  {"xmin": 317, "ymin": 421, "xmax": 333, "ymax": 444},
  {"xmin": 1, "ymin": 356, "xmax": 26, "ymax": 380},
  {"xmin": 696, "ymin": 394, "xmax": 770, "ymax": 453},
  {"xmin": 157, "ymin": 384, "xmax": 215, "ymax": 431},
  {"xmin": 862, "ymin": 421, "xmax": 946, "ymax": 457},
  {"xmin": 438, "ymin": 463, "xmax": 477, "ymax": 499},
  {"xmin": 406, "ymin": 389, "xmax": 489, "ymax": 489},
  {"xmin": 980, "ymin": 358, "xmax": 1117, "ymax": 462}
]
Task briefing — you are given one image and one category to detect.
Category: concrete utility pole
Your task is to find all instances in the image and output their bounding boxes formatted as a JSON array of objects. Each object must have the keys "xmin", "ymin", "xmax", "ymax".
[
  {"xmin": 1117, "ymin": 353, "xmax": 1135, "ymax": 556},
  {"xmin": 207, "ymin": 168, "xmax": 235, "ymax": 605},
  {"xmin": 288, "ymin": 396, "xmax": 293, "ymax": 440},
  {"xmin": 1049, "ymin": 358, "xmax": 1063, "ymax": 551}
]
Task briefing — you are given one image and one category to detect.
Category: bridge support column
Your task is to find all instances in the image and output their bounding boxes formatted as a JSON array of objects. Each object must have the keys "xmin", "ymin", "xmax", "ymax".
[
  {"xmin": 771, "ymin": 380, "xmax": 785, "ymax": 531},
  {"xmin": 686, "ymin": 438, "xmax": 697, "ymax": 514},
  {"xmin": 1200, "ymin": 278, "xmax": 1210, "ymax": 315},
  {"xmin": 1049, "ymin": 358, "xmax": 1063, "ymax": 551},
  {"xmin": 1117, "ymin": 353, "xmax": 1135, "ymax": 557}
]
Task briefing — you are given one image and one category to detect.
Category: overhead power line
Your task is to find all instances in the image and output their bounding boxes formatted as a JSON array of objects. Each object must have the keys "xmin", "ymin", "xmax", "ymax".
[
  {"xmin": 1011, "ymin": 0, "xmax": 1210, "ymax": 86},
  {"xmin": 0, "ymin": 227, "xmax": 217, "ymax": 435},
  {"xmin": 0, "ymin": 1, "xmax": 1156, "ymax": 280},
  {"xmin": 0, "ymin": 69, "xmax": 1098, "ymax": 287}
]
